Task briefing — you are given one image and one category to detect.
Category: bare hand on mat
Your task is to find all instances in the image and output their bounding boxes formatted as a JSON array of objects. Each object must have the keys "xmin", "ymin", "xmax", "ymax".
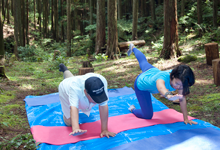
[
  {"xmin": 184, "ymin": 119, "xmax": 198, "ymax": 125},
  {"xmin": 100, "ymin": 130, "xmax": 116, "ymax": 138},
  {"xmin": 69, "ymin": 129, "xmax": 87, "ymax": 136}
]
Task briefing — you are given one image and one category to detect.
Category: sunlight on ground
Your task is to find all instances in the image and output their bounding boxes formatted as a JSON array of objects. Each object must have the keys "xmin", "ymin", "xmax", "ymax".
[
  {"xmin": 19, "ymin": 84, "xmax": 34, "ymax": 90},
  {"xmin": 18, "ymin": 76, "xmax": 34, "ymax": 80},
  {"xmin": 99, "ymin": 59, "xmax": 138, "ymax": 73},
  {"xmin": 195, "ymin": 79, "xmax": 213, "ymax": 85}
]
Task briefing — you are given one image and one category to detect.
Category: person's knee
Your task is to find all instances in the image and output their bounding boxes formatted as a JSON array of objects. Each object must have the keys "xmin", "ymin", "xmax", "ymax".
[{"xmin": 143, "ymin": 112, "xmax": 153, "ymax": 119}]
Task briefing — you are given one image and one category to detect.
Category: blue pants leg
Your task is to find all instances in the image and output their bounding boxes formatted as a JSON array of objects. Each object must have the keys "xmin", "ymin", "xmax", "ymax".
[
  {"xmin": 132, "ymin": 48, "xmax": 155, "ymax": 119},
  {"xmin": 132, "ymin": 75, "xmax": 153, "ymax": 119},
  {"xmin": 133, "ymin": 48, "xmax": 155, "ymax": 72}
]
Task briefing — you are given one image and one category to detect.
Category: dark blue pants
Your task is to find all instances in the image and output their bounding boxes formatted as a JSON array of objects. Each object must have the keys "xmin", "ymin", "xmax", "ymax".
[{"xmin": 132, "ymin": 48, "xmax": 155, "ymax": 119}]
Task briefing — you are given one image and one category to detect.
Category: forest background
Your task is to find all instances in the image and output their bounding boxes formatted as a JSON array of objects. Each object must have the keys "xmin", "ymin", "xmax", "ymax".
[{"xmin": 0, "ymin": 0, "xmax": 220, "ymax": 149}]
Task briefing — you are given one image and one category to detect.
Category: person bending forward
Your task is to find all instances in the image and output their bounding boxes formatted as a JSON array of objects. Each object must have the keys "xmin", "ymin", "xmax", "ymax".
[
  {"xmin": 127, "ymin": 44, "xmax": 197, "ymax": 125},
  {"xmin": 58, "ymin": 64, "xmax": 116, "ymax": 137}
]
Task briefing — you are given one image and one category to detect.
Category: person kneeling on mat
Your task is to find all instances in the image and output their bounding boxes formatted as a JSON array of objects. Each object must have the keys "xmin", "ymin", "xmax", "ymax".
[
  {"xmin": 58, "ymin": 63, "xmax": 116, "ymax": 137},
  {"xmin": 127, "ymin": 44, "xmax": 197, "ymax": 125}
]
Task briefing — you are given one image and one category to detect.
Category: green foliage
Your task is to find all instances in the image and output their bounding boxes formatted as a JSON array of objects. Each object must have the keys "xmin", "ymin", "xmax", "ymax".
[
  {"xmin": 72, "ymin": 35, "xmax": 94, "ymax": 56},
  {"xmin": 0, "ymin": 133, "xmax": 39, "ymax": 150},
  {"xmin": 85, "ymin": 24, "xmax": 96, "ymax": 33},
  {"xmin": 94, "ymin": 53, "xmax": 108, "ymax": 62},
  {"xmin": 18, "ymin": 45, "xmax": 37, "ymax": 62},
  {"xmin": 178, "ymin": 55, "xmax": 197, "ymax": 63},
  {"xmin": 151, "ymin": 36, "xmax": 164, "ymax": 54}
]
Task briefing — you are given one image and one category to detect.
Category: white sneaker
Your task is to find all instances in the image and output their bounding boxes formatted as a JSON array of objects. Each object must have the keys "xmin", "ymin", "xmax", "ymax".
[{"xmin": 128, "ymin": 104, "xmax": 136, "ymax": 112}]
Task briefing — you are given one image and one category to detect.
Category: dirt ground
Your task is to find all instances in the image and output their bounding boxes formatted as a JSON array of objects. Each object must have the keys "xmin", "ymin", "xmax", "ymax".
[{"xmin": 1, "ymin": 54, "xmax": 220, "ymax": 148}]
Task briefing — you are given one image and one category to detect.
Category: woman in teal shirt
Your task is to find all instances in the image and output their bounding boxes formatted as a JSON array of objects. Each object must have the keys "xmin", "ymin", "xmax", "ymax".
[{"xmin": 127, "ymin": 44, "xmax": 197, "ymax": 125}]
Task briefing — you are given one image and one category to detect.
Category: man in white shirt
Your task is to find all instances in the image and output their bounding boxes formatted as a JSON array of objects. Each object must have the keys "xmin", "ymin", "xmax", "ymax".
[{"xmin": 58, "ymin": 63, "xmax": 116, "ymax": 138}]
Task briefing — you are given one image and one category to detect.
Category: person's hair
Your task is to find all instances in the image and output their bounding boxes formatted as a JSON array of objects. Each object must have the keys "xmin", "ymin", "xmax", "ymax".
[{"xmin": 170, "ymin": 65, "xmax": 195, "ymax": 96}]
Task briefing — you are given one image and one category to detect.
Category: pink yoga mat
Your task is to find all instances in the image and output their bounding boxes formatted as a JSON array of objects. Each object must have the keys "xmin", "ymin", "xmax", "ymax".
[{"xmin": 31, "ymin": 109, "xmax": 195, "ymax": 145}]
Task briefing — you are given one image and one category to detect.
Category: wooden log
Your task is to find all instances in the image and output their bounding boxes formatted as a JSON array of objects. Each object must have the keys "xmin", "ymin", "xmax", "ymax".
[
  {"xmin": 82, "ymin": 61, "xmax": 93, "ymax": 68},
  {"xmin": 53, "ymin": 50, "xmax": 61, "ymax": 60},
  {"xmin": 212, "ymin": 58, "xmax": 220, "ymax": 86},
  {"xmin": 204, "ymin": 43, "xmax": 219, "ymax": 65},
  {"xmin": 78, "ymin": 67, "xmax": 94, "ymax": 75},
  {"xmin": 118, "ymin": 40, "xmax": 146, "ymax": 49}
]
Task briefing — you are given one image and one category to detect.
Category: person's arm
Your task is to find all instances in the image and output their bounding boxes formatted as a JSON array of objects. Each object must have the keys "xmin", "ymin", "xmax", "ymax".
[
  {"xmin": 99, "ymin": 105, "xmax": 116, "ymax": 138},
  {"xmin": 178, "ymin": 90, "xmax": 198, "ymax": 125},
  {"xmin": 69, "ymin": 106, "xmax": 87, "ymax": 136},
  {"xmin": 156, "ymin": 79, "xmax": 182, "ymax": 100}
]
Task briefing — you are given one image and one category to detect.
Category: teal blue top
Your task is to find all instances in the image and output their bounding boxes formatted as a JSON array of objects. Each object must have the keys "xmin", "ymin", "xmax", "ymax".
[{"xmin": 137, "ymin": 68, "xmax": 175, "ymax": 93}]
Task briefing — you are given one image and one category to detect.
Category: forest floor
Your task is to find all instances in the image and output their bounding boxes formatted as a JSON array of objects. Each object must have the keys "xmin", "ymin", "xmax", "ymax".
[{"xmin": 1, "ymin": 31, "xmax": 220, "ymax": 148}]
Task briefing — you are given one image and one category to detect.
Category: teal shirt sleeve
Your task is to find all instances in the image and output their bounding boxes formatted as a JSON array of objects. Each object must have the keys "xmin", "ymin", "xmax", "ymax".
[{"xmin": 137, "ymin": 68, "xmax": 175, "ymax": 93}]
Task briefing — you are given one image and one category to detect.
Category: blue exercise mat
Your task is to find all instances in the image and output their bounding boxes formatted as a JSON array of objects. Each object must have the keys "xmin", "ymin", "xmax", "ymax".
[
  {"xmin": 24, "ymin": 87, "xmax": 220, "ymax": 150},
  {"xmin": 110, "ymin": 127, "xmax": 220, "ymax": 150}
]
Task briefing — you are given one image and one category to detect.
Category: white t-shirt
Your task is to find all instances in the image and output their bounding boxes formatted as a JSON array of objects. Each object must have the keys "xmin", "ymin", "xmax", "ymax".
[{"xmin": 58, "ymin": 73, "xmax": 108, "ymax": 119}]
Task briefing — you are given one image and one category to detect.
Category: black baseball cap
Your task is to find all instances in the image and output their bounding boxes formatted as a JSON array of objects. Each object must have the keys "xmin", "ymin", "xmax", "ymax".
[{"xmin": 85, "ymin": 77, "xmax": 108, "ymax": 104}]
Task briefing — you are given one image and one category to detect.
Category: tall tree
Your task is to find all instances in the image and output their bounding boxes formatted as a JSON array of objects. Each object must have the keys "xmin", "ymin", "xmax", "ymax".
[
  {"xmin": 160, "ymin": 0, "xmax": 181, "ymax": 59},
  {"xmin": 34, "ymin": 0, "xmax": 36, "ymax": 30},
  {"xmin": 89, "ymin": 0, "xmax": 93, "ymax": 37},
  {"xmin": 26, "ymin": 0, "xmax": 29, "ymax": 44},
  {"xmin": 6, "ymin": 0, "xmax": 10, "ymax": 24},
  {"xmin": 118, "ymin": 0, "xmax": 122, "ymax": 19},
  {"xmin": 106, "ymin": 0, "xmax": 118, "ymax": 59},
  {"xmin": 0, "ymin": 0, "xmax": 7, "ymax": 78},
  {"xmin": 67, "ymin": 0, "xmax": 71, "ymax": 56},
  {"xmin": 150, "ymin": 0, "xmax": 156, "ymax": 22},
  {"xmin": 54, "ymin": 0, "xmax": 59, "ymax": 42},
  {"xmin": 197, "ymin": 0, "xmax": 202, "ymax": 24},
  {"xmin": 14, "ymin": 0, "xmax": 24, "ymax": 48},
  {"xmin": 61, "ymin": 0, "xmax": 65, "ymax": 42},
  {"xmin": 11, "ymin": 0, "xmax": 13, "ymax": 16},
  {"xmin": 2, "ymin": 0, "xmax": 5, "ymax": 22},
  {"xmin": 181, "ymin": 0, "xmax": 185, "ymax": 17},
  {"xmin": 132, "ymin": 0, "xmax": 138, "ymax": 40},
  {"xmin": 21, "ymin": 0, "xmax": 25, "ymax": 46},
  {"xmin": 213, "ymin": 0, "xmax": 218, "ymax": 28},
  {"xmin": 95, "ymin": 0, "xmax": 106, "ymax": 55},
  {"xmin": 37, "ymin": 0, "xmax": 42, "ymax": 35}
]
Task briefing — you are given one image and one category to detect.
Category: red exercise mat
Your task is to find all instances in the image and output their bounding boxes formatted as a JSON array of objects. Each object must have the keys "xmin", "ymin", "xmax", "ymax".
[{"xmin": 31, "ymin": 109, "xmax": 195, "ymax": 145}]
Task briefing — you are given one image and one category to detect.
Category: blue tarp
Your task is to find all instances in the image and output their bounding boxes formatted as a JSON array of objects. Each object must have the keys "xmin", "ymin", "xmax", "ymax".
[{"xmin": 24, "ymin": 87, "xmax": 220, "ymax": 150}]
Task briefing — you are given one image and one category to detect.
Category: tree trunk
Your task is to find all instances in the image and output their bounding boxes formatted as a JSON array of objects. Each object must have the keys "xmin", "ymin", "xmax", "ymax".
[
  {"xmin": 95, "ymin": 0, "xmax": 106, "ymax": 54},
  {"xmin": 0, "ymin": 0, "xmax": 7, "ymax": 79},
  {"xmin": 132, "ymin": 0, "xmax": 138, "ymax": 40},
  {"xmin": 204, "ymin": 43, "xmax": 219, "ymax": 65},
  {"xmin": 67, "ymin": 0, "xmax": 71, "ymax": 56},
  {"xmin": 54, "ymin": 0, "xmax": 59, "ymax": 42},
  {"xmin": 11, "ymin": 0, "xmax": 13, "ymax": 16},
  {"xmin": 212, "ymin": 59, "xmax": 220, "ymax": 86},
  {"xmin": 34, "ymin": 0, "xmax": 36, "ymax": 30},
  {"xmin": 14, "ymin": 0, "xmax": 24, "ymax": 47},
  {"xmin": 197, "ymin": 0, "xmax": 202, "ymax": 24},
  {"xmin": 37, "ymin": 0, "xmax": 42, "ymax": 35},
  {"xmin": 26, "ymin": 0, "xmax": 29, "ymax": 44},
  {"xmin": 61, "ymin": 0, "xmax": 65, "ymax": 42},
  {"xmin": 213, "ymin": 0, "xmax": 218, "ymax": 28},
  {"xmin": 2, "ymin": 0, "xmax": 5, "ymax": 23},
  {"xmin": 106, "ymin": 0, "xmax": 118, "ymax": 59},
  {"xmin": 51, "ymin": 0, "xmax": 54, "ymax": 39},
  {"xmin": 89, "ymin": 0, "xmax": 93, "ymax": 37},
  {"xmin": 78, "ymin": 68, "xmax": 94, "ymax": 75},
  {"xmin": 118, "ymin": 0, "xmax": 122, "ymax": 19},
  {"xmin": 160, "ymin": 0, "xmax": 181, "ymax": 59},
  {"xmin": 21, "ymin": 0, "xmax": 25, "ymax": 46},
  {"xmin": 6, "ymin": 0, "xmax": 10, "ymax": 24},
  {"xmin": 181, "ymin": 0, "xmax": 185, "ymax": 17},
  {"xmin": 150, "ymin": 0, "xmax": 156, "ymax": 22}
]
